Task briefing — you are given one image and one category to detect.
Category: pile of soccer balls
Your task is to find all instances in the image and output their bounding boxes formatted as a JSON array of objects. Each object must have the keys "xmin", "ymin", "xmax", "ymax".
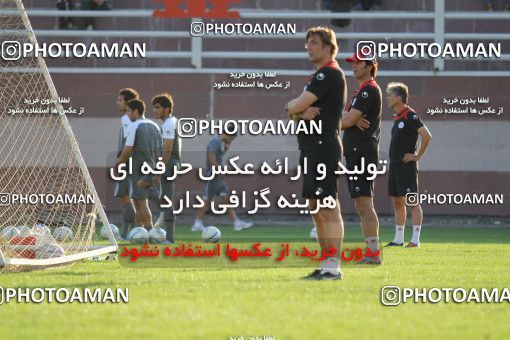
[
  {"xmin": 97, "ymin": 224, "xmax": 222, "ymax": 244},
  {"xmin": 127, "ymin": 227, "xmax": 167, "ymax": 244},
  {"xmin": 0, "ymin": 223, "xmax": 73, "ymax": 259},
  {"xmin": 0, "ymin": 224, "xmax": 74, "ymax": 242},
  {"xmin": 98, "ymin": 224, "xmax": 167, "ymax": 244}
]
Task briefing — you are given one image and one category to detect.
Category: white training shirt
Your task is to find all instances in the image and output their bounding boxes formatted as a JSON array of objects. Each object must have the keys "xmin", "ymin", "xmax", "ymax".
[
  {"xmin": 125, "ymin": 118, "xmax": 161, "ymax": 147},
  {"xmin": 120, "ymin": 114, "xmax": 132, "ymax": 140},
  {"xmin": 162, "ymin": 116, "xmax": 177, "ymax": 140}
]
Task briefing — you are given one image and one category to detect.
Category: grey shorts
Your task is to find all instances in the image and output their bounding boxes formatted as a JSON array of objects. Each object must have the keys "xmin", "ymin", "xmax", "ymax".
[
  {"xmin": 161, "ymin": 161, "xmax": 179, "ymax": 199},
  {"xmin": 114, "ymin": 177, "xmax": 131, "ymax": 197},
  {"xmin": 202, "ymin": 177, "xmax": 229, "ymax": 201},
  {"xmin": 130, "ymin": 173, "xmax": 160, "ymax": 200},
  {"xmin": 161, "ymin": 178, "xmax": 175, "ymax": 199}
]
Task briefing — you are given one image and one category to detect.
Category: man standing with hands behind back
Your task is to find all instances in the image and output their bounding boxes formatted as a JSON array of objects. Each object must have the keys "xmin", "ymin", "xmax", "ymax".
[{"xmin": 341, "ymin": 50, "xmax": 382, "ymax": 264}]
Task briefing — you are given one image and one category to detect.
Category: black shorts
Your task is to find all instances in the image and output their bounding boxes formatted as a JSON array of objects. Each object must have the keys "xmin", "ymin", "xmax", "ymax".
[
  {"xmin": 388, "ymin": 162, "xmax": 418, "ymax": 197},
  {"xmin": 300, "ymin": 150, "xmax": 340, "ymax": 199},
  {"xmin": 344, "ymin": 156, "xmax": 378, "ymax": 198}
]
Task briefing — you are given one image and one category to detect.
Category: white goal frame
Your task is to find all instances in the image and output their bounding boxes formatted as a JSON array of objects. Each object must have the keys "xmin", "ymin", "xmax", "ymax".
[{"xmin": 0, "ymin": 0, "xmax": 118, "ymax": 267}]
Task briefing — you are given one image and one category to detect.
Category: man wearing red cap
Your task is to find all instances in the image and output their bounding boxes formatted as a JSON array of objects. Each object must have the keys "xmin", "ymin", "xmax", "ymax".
[
  {"xmin": 286, "ymin": 26, "xmax": 347, "ymax": 280},
  {"xmin": 341, "ymin": 49, "xmax": 382, "ymax": 264}
]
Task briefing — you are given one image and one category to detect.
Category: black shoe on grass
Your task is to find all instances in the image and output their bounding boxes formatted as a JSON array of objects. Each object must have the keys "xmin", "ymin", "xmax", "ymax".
[
  {"xmin": 301, "ymin": 269, "xmax": 321, "ymax": 280},
  {"xmin": 315, "ymin": 271, "xmax": 343, "ymax": 281}
]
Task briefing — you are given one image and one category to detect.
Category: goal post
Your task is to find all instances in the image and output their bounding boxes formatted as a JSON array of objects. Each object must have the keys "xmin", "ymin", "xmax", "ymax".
[{"xmin": 0, "ymin": 0, "xmax": 117, "ymax": 268}]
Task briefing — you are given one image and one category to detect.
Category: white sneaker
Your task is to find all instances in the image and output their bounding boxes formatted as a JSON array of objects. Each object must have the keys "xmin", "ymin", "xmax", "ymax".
[
  {"xmin": 320, "ymin": 257, "xmax": 341, "ymax": 276},
  {"xmin": 310, "ymin": 227, "xmax": 318, "ymax": 240},
  {"xmin": 234, "ymin": 220, "xmax": 253, "ymax": 231},
  {"xmin": 191, "ymin": 222, "xmax": 205, "ymax": 232},
  {"xmin": 153, "ymin": 212, "xmax": 165, "ymax": 228}
]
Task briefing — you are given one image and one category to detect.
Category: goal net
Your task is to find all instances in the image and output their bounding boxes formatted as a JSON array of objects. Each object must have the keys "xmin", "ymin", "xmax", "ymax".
[{"xmin": 0, "ymin": 0, "xmax": 117, "ymax": 268}]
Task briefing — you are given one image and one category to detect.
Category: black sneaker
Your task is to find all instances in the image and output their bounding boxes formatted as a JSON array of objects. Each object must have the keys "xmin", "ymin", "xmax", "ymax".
[
  {"xmin": 301, "ymin": 269, "xmax": 321, "ymax": 280},
  {"xmin": 406, "ymin": 242, "xmax": 419, "ymax": 248},
  {"xmin": 356, "ymin": 256, "xmax": 382, "ymax": 265},
  {"xmin": 315, "ymin": 271, "xmax": 343, "ymax": 281},
  {"xmin": 385, "ymin": 241, "xmax": 403, "ymax": 247}
]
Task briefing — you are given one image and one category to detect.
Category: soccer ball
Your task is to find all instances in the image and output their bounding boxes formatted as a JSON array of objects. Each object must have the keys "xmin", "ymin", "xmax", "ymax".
[
  {"xmin": 35, "ymin": 242, "xmax": 65, "ymax": 259},
  {"xmin": 148, "ymin": 227, "xmax": 167, "ymax": 244},
  {"xmin": 309, "ymin": 227, "xmax": 318, "ymax": 240},
  {"xmin": 32, "ymin": 223, "xmax": 51, "ymax": 235},
  {"xmin": 53, "ymin": 226, "xmax": 73, "ymax": 242},
  {"xmin": 100, "ymin": 224, "xmax": 120, "ymax": 239},
  {"xmin": 17, "ymin": 225, "xmax": 32, "ymax": 237},
  {"xmin": 1, "ymin": 226, "xmax": 19, "ymax": 240},
  {"xmin": 128, "ymin": 227, "xmax": 149, "ymax": 244},
  {"xmin": 202, "ymin": 226, "xmax": 221, "ymax": 243}
]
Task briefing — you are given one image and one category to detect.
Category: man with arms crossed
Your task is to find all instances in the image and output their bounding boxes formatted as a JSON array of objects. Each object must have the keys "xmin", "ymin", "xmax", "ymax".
[
  {"xmin": 152, "ymin": 93, "xmax": 181, "ymax": 243},
  {"xmin": 115, "ymin": 88, "xmax": 138, "ymax": 239},
  {"xmin": 286, "ymin": 26, "xmax": 347, "ymax": 280},
  {"xmin": 385, "ymin": 82, "xmax": 432, "ymax": 247},
  {"xmin": 341, "ymin": 51, "xmax": 382, "ymax": 264},
  {"xmin": 117, "ymin": 99, "xmax": 162, "ymax": 233}
]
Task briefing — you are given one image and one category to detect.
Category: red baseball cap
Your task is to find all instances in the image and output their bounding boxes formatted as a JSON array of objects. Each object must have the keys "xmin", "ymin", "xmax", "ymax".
[{"xmin": 345, "ymin": 51, "xmax": 377, "ymax": 64}]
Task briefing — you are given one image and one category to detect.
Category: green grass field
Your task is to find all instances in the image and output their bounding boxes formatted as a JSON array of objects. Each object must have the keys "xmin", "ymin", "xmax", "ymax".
[{"xmin": 0, "ymin": 224, "xmax": 509, "ymax": 339}]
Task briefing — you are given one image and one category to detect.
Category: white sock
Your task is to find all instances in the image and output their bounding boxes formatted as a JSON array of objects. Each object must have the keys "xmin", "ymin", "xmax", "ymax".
[
  {"xmin": 194, "ymin": 219, "xmax": 203, "ymax": 226},
  {"xmin": 320, "ymin": 257, "xmax": 340, "ymax": 275},
  {"xmin": 233, "ymin": 218, "xmax": 241, "ymax": 225},
  {"xmin": 411, "ymin": 225, "xmax": 421, "ymax": 244},
  {"xmin": 394, "ymin": 225, "xmax": 404, "ymax": 244},
  {"xmin": 366, "ymin": 237, "xmax": 380, "ymax": 254}
]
